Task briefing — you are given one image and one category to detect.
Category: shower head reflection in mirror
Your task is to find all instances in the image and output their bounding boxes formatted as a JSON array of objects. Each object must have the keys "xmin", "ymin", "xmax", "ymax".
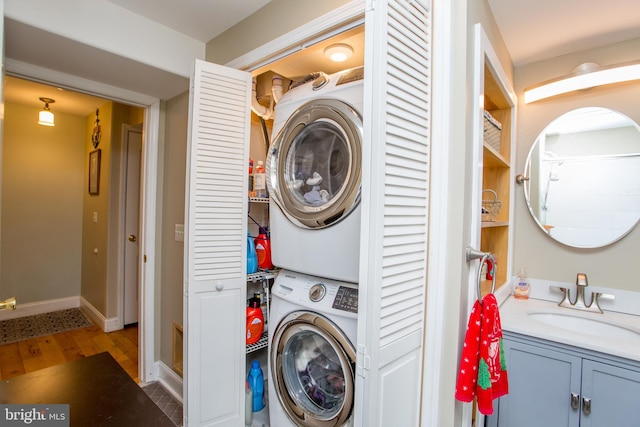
[{"xmin": 522, "ymin": 107, "xmax": 640, "ymax": 248}]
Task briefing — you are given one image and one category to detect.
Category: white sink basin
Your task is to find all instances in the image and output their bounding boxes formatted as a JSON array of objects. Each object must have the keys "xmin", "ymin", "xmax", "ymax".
[{"xmin": 527, "ymin": 309, "xmax": 640, "ymax": 341}]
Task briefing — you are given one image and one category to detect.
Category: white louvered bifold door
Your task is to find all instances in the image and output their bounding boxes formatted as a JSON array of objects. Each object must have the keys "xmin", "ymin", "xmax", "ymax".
[
  {"xmin": 183, "ymin": 59, "xmax": 251, "ymax": 427},
  {"xmin": 356, "ymin": 1, "xmax": 431, "ymax": 426}
]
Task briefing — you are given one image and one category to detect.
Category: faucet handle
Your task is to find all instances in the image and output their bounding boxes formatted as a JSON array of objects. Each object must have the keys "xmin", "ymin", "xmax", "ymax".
[
  {"xmin": 576, "ymin": 273, "xmax": 588, "ymax": 287},
  {"xmin": 550, "ymin": 285, "xmax": 573, "ymax": 308}
]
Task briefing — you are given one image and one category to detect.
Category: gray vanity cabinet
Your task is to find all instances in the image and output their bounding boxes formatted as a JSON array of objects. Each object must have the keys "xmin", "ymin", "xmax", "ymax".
[{"xmin": 486, "ymin": 332, "xmax": 640, "ymax": 427}]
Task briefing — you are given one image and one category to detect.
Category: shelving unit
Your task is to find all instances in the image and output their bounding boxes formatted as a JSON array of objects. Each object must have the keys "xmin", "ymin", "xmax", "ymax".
[{"xmin": 474, "ymin": 25, "xmax": 517, "ymax": 298}]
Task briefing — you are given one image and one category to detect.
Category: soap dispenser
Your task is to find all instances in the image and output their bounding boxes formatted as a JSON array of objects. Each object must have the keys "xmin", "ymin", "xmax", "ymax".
[{"xmin": 513, "ymin": 267, "xmax": 530, "ymax": 299}]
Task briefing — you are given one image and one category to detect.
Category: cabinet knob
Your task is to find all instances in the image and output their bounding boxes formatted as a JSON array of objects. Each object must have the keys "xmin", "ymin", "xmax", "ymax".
[
  {"xmin": 570, "ymin": 392, "xmax": 580, "ymax": 410},
  {"xmin": 215, "ymin": 282, "xmax": 224, "ymax": 291},
  {"xmin": 582, "ymin": 397, "xmax": 591, "ymax": 415}
]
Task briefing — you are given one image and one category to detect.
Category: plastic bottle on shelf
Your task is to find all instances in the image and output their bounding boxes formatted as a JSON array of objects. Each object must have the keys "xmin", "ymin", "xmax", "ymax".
[
  {"xmin": 247, "ymin": 233, "xmax": 258, "ymax": 274},
  {"xmin": 513, "ymin": 267, "xmax": 530, "ymax": 299},
  {"xmin": 248, "ymin": 159, "xmax": 255, "ymax": 198},
  {"xmin": 254, "ymin": 229, "xmax": 273, "ymax": 270},
  {"xmin": 247, "ymin": 360, "xmax": 265, "ymax": 412},
  {"xmin": 245, "ymin": 380, "xmax": 253, "ymax": 426},
  {"xmin": 254, "ymin": 160, "xmax": 267, "ymax": 198},
  {"xmin": 246, "ymin": 296, "xmax": 264, "ymax": 345}
]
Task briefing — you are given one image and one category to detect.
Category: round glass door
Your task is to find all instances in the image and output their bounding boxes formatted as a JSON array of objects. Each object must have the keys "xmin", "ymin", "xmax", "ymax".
[
  {"xmin": 271, "ymin": 312, "xmax": 355, "ymax": 427},
  {"xmin": 267, "ymin": 98, "xmax": 363, "ymax": 229}
]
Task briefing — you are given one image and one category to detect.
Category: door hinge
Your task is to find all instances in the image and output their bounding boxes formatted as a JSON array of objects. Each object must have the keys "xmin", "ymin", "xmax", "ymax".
[
  {"xmin": 366, "ymin": 0, "xmax": 375, "ymax": 12},
  {"xmin": 356, "ymin": 344, "xmax": 371, "ymax": 378}
]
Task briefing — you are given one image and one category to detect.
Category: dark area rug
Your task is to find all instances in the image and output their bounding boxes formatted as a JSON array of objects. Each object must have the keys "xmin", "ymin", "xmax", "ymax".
[{"xmin": 0, "ymin": 308, "xmax": 93, "ymax": 345}]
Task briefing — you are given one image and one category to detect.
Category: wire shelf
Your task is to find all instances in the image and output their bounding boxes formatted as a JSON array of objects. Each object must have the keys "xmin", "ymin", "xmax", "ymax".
[{"xmin": 246, "ymin": 331, "xmax": 268, "ymax": 354}]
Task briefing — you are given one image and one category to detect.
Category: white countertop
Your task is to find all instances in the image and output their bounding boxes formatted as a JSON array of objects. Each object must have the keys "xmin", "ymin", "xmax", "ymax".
[{"xmin": 499, "ymin": 296, "xmax": 640, "ymax": 363}]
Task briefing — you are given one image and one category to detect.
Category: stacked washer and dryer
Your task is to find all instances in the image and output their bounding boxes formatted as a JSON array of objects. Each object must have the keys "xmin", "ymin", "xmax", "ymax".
[{"xmin": 265, "ymin": 66, "xmax": 364, "ymax": 427}]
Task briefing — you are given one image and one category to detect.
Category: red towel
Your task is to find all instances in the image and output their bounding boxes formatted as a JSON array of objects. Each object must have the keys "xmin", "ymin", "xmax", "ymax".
[{"xmin": 455, "ymin": 294, "xmax": 508, "ymax": 415}]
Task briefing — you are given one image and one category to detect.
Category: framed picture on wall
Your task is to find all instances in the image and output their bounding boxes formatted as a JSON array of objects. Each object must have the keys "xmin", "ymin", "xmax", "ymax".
[{"xmin": 89, "ymin": 149, "xmax": 101, "ymax": 195}]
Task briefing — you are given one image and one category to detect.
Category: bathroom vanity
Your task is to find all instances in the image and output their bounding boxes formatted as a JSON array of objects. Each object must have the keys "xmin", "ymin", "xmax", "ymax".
[{"xmin": 487, "ymin": 296, "xmax": 640, "ymax": 427}]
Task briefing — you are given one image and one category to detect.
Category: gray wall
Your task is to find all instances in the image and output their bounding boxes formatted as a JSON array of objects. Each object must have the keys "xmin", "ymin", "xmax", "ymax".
[
  {"xmin": 513, "ymin": 37, "xmax": 640, "ymax": 291},
  {"xmin": 160, "ymin": 91, "xmax": 188, "ymax": 367}
]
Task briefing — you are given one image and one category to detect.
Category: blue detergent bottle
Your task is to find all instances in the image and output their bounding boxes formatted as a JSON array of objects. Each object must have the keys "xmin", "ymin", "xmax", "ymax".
[
  {"xmin": 247, "ymin": 360, "xmax": 265, "ymax": 412},
  {"xmin": 247, "ymin": 233, "xmax": 258, "ymax": 274}
]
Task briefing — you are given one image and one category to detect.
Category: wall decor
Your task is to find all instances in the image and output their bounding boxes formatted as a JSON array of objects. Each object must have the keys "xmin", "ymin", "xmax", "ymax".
[
  {"xmin": 89, "ymin": 149, "xmax": 101, "ymax": 195},
  {"xmin": 92, "ymin": 109, "xmax": 101, "ymax": 149}
]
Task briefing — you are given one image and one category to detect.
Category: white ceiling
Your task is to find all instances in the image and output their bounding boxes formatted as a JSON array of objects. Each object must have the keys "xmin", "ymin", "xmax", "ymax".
[
  {"xmin": 105, "ymin": 0, "xmax": 272, "ymax": 43},
  {"xmin": 5, "ymin": 1, "xmax": 640, "ymax": 117},
  {"xmin": 487, "ymin": 0, "xmax": 640, "ymax": 66}
]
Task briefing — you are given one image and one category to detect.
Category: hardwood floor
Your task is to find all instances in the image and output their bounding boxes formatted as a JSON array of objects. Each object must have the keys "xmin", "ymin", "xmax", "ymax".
[{"xmin": 0, "ymin": 323, "xmax": 139, "ymax": 382}]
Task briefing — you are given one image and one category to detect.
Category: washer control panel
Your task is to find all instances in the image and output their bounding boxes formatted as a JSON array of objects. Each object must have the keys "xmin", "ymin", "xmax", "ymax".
[
  {"xmin": 274, "ymin": 270, "xmax": 358, "ymax": 317},
  {"xmin": 332, "ymin": 286, "xmax": 358, "ymax": 313}
]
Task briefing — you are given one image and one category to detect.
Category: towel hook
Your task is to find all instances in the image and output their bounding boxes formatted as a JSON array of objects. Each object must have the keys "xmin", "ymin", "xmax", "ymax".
[{"xmin": 476, "ymin": 253, "xmax": 496, "ymax": 304}]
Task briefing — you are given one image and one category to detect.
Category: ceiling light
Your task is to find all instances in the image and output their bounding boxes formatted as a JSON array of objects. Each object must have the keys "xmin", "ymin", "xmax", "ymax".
[
  {"xmin": 324, "ymin": 44, "xmax": 353, "ymax": 62},
  {"xmin": 38, "ymin": 97, "xmax": 55, "ymax": 126},
  {"xmin": 524, "ymin": 60, "xmax": 640, "ymax": 104}
]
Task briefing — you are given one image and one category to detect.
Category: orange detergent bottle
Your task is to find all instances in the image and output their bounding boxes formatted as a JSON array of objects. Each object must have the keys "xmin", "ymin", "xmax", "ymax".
[
  {"xmin": 246, "ymin": 296, "xmax": 264, "ymax": 345},
  {"xmin": 254, "ymin": 229, "xmax": 273, "ymax": 270}
]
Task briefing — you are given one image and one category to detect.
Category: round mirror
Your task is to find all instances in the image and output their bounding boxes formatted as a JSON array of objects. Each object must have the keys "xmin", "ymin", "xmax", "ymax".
[{"xmin": 523, "ymin": 107, "xmax": 640, "ymax": 248}]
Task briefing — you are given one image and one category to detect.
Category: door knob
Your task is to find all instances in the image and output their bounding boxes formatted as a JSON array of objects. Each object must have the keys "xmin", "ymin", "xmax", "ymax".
[{"xmin": 128, "ymin": 235, "xmax": 137, "ymax": 242}]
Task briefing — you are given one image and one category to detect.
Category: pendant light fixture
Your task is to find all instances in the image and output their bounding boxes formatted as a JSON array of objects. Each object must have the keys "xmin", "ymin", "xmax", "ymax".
[
  {"xmin": 523, "ymin": 60, "xmax": 640, "ymax": 104},
  {"xmin": 38, "ymin": 97, "xmax": 55, "ymax": 126}
]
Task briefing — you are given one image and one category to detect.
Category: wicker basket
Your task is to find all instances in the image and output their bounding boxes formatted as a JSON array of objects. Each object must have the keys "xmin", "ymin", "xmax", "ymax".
[
  {"xmin": 483, "ymin": 110, "xmax": 502, "ymax": 152},
  {"xmin": 482, "ymin": 189, "xmax": 502, "ymax": 222}
]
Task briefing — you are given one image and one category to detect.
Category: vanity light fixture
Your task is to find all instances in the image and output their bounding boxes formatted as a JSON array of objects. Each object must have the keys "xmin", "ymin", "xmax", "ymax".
[
  {"xmin": 324, "ymin": 44, "xmax": 353, "ymax": 62},
  {"xmin": 524, "ymin": 60, "xmax": 640, "ymax": 104},
  {"xmin": 38, "ymin": 97, "xmax": 55, "ymax": 126}
]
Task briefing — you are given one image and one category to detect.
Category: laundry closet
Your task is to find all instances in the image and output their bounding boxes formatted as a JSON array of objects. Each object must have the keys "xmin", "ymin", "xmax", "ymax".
[
  {"xmin": 244, "ymin": 26, "xmax": 365, "ymax": 427},
  {"xmin": 182, "ymin": 2, "xmax": 432, "ymax": 426}
]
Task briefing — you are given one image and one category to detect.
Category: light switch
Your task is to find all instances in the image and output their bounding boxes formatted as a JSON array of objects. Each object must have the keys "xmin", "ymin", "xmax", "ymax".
[
  {"xmin": 92, "ymin": 212, "xmax": 98, "ymax": 223},
  {"xmin": 175, "ymin": 224, "xmax": 184, "ymax": 242}
]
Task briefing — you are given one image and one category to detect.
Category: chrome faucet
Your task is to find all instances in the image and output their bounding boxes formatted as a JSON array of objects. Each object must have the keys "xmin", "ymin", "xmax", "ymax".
[{"xmin": 555, "ymin": 273, "xmax": 606, "ymax": 314}]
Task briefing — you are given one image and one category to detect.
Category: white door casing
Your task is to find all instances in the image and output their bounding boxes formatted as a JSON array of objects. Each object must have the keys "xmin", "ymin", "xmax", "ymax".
[
  {"xmin": 183, "ymin": 59, "xmax": 251, "ymax": 427},
  {"xmin": 356, "ymin": 1, "xmax": 432, "ymax": 426}
]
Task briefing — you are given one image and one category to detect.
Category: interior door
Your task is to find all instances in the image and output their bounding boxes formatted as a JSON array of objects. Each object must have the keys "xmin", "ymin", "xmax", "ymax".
[
  {"xmin": 123, "ymin": 126, "xmax": 142, "ymax": 325},
  {"xmin": 183, "ymin": 59, "xmax": 251, "ymax": 426},
  {"xmin": 355, "ymin": 1, "xmax": 431, "ymax": 426}
]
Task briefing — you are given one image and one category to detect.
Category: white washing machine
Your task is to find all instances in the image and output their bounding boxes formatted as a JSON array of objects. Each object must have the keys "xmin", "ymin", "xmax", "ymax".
[
  {"xmin": 268, "ymin": 270, "xmax": 358, "ymax": 427},
  {"xmin": 266, "ymin": 67, "xmax": 364, "ymax": 284}
]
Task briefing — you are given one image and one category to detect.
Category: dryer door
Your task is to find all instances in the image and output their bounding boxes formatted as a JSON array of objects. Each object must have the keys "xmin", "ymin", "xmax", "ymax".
[
  {"xmin": 271, "ymin": 311, "xmax": 356, "ymax": 427},
  {"xmin": 267, "ymin": 98, "xmax": 362, "ymax": 229}
]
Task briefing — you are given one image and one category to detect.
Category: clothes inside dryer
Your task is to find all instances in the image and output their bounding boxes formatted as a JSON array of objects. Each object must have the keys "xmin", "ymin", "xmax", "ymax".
[{"xmin": 287, "ymin": 121, "xmax": 351, "ymax": 208}]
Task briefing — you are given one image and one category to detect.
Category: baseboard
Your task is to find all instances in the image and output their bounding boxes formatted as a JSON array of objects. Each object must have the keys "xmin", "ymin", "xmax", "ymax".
[
  {"xmin": 79, "ymin": 297, "xmax": 120, "ymax": 332},
  {"xmin": 158, "ymin": 361, "xmax": 184, "ymax": 404},
  {"xmin": 0, "ymin": 296, "xmax": 80, "ymax": 321}
]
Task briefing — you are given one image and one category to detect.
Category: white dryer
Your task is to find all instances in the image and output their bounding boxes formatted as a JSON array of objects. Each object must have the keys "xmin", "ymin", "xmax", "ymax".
[
  {"xmin": 266, "ymin": 67, "xmax": 364, "ymax": 284},
  {"xmin": 268, "ymin": 270, "xmax": 358, "ymax": 427}
]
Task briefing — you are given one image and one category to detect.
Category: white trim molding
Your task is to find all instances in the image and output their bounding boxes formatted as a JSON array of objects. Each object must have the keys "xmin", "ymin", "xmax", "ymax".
[
  {"xmin": 80, "ymin": 297, "xmax": 120, "ymax": 332},
  {"xmin": 0, "ymin": 296, "xmax": 80, "ymax": 321}
]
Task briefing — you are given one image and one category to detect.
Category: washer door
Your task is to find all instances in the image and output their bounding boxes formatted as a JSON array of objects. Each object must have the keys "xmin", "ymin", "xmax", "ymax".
[
  {"xmin": 271, "ymin": 311, "xmax": 356, "ymax": 427},
  {"xmin": 267, "ymin": 98, "xmax": 362, "ymax": 229}
]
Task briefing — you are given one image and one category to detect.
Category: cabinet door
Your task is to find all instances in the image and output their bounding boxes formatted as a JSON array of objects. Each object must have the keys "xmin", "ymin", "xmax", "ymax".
[
  {"xmin": 580, "ymin": 360, "xmax": 640, "ymax": 427},
  {"xmin": 184, "ymin": 59, "xmax": 251, "ymax": 426},
  {"xmin": 495, "ymin": 339, "xmax": 582, "ymax": 427}
]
